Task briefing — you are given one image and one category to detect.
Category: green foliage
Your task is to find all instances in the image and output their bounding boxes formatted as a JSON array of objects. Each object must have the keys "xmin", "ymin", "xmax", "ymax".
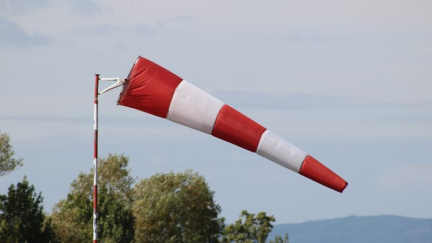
[
  {"xmin": 0, "ymin": 131, "xmax": 23, "ymax": 176},
  {"xmin": 0, "ymin": 148, "xmax": 289, "ymax": 243},
  {"xmin": 269, "ymin": 233, "xmax": 289, "ymax": 243},
  {"xmin": 0, "ymin": 176, "xmax": 55, "ymax": 243},
  {"xmin": 133, "ymin": 170, "xmax": 224, "ymax": 243},
  {"xmin": 221, "ymin": 210, "xmax": 275, "ymax": 243},
  {"xmin": 51, "ymin": 154, "xmax": 135, "ymax": 243},
  {"xmin": 48, "ymin": 153, "xmax": 286, "ymax": 243},
  {"xmin": 50, "ymin": 190, "xmax": 92, "ymax": 242},
  {"xmin": 98, "ymin": 186, "xmax": 135, "ymax": 243}
]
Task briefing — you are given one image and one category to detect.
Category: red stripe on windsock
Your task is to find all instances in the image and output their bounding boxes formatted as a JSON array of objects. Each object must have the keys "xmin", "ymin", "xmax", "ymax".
[
  {"xmin": 299, "ymin": 155, "xmax": 348, "ymax": 193},
  {"xmin": 212, "ymin": 105, "xmax": 266, "ymax": 152},
  {"xmin": 118, "ymin": 57, "xmax": 182, "ymax": 118}
]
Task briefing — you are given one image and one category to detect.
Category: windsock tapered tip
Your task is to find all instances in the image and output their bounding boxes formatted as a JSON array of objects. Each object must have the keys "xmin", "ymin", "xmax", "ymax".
[{"xmin": 299, "ymin": 155, "xmax": 348, "ymax": 193}]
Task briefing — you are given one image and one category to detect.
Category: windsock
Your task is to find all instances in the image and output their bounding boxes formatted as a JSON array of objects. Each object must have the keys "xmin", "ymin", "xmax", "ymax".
[{"xmin": 118, "ymin": 56, "xmax": 348, "ymax": 193}]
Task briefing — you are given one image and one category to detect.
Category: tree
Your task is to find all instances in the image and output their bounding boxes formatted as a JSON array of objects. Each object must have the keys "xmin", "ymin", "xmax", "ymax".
[
  {"xmin": 50, "ymin": 154, "xmax": 135, "ymax": 243},
  {"xmin": 132, "ymin": 170, "xmax": 224, "ymax": 243},
  {"xmin": 269, "ymin": 233, "xmax": 289, "ymax": 243},
  {"xmin": 221, "ymin": 210, "xmax": 275, "ymax": 243},
  {"xmin": 0, "ymin": 176, "xmax": 55, "ymax": 242},
  {"xmin": 0, "ymin": 131, "xmax": 23, "ymax": 176}
]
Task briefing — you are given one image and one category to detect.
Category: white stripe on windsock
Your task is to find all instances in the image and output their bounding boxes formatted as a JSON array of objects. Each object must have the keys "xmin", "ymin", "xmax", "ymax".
[
  {"xmin": 167, "ymin": 84, "xmax": 308, "ymax": 173},
  {"xmin": 167, "ymin": 80, "xmax": 225, "ymax": 134},
  {"xmin": 257, "ymin": 130, "xmax": 307, "ymax": 173}
]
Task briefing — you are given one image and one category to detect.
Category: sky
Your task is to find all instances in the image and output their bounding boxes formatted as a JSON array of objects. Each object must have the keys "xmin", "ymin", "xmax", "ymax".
[{"xmin": 0, "ymin": 0, "xmax": 431, "ymax": 224}]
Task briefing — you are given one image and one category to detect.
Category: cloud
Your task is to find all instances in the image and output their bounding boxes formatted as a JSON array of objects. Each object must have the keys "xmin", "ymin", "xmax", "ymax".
[
  {"xmin": 0, "ymin": 0, "xmax": 48, "ymax": 14},
  {"xmin": 73, "ymin": 24, "xmax": 160, "ymax": 36},
  {"xmin": 380, "ymin": 164, "xmax": 432, "ymax": 187},
  {"xmin": 95, "ymin": 0, "xmax": 432, "ymax": 30},
  {"xmin": 72, "ymin": 15, "xmax": 197, "ymax": 37},
  {"xmin": 0, "ymin": 115, "xmax": 88, "ymax": 124},
  {"xmin": 210, "ymin": 90, "xmax": 430, "ymax": 111},
  {"xmin": 164, "ymin": 15, "xmax": 197, "ymax": 23},
  {"xmin": 212, "ymin": 90, "xmax": 356, "ymax": 110},
  {"xmin": 0, "ymin": 114, "xmax": 178, "ymax": 127},
  {"xmin": 68, "ymin": 0, "xmax": 107, "ymax": 14},
  {"xmin": 0, "ymin": 17, "xmax": 52, "ymax": 47},
  {"xmin": 147, "ymin": 154, "xmax": 166, "ymax": 165}
]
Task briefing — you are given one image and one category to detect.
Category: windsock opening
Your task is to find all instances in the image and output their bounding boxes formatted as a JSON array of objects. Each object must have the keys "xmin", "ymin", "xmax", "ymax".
[
  {"xmin": 117, "ymin": 56, "xmax": 182, "ymax": 118},
  {"xmin": 299, "ymin": 155, "xmax": 348, "ymax": 193}
]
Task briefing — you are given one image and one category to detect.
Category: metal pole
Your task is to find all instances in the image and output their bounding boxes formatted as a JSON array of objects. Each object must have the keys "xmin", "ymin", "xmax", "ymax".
[
  {"xmin": 92, "ymin": 74, "xmax": 123, "ymax": 243},
  {"xmin": 93, "ymin": 74, "xmax": 99, "ymax": 243}
]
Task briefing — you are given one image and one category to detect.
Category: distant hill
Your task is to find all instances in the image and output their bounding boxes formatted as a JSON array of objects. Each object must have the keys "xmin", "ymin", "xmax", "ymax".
[{"xmin": 269, "ymin": 215, "xmax": 432, "ymax": 243}]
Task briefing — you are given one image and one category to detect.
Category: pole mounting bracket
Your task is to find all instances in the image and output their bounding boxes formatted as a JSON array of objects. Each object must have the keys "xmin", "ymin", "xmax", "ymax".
[{"xmin": 98, "ymin": 77, "xmax": 126, "ymax": 95}]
